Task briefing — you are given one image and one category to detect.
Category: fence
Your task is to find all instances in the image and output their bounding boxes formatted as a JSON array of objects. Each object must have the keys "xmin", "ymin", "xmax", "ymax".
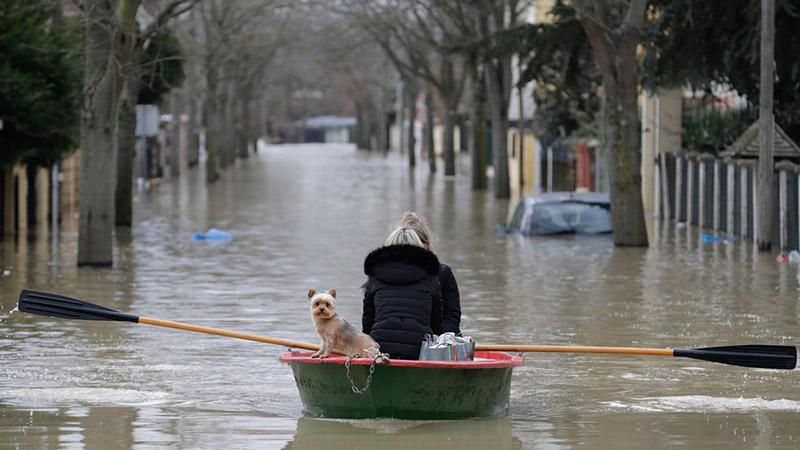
[{"xmin": 657, "ymin": 152, "xmax": 799, "ymax": 250}]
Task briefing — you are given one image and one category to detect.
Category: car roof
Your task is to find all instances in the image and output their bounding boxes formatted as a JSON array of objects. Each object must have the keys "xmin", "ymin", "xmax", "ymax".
[{"xmin": 522, "ymin": 191, "xmax": 610, "ymax": 206}]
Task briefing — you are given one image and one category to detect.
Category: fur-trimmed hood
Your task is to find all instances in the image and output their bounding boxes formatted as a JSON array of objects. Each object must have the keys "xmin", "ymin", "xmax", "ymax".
[{"xmin": 364, "ymin": 244, "xmax": 440, "ymax": 285}]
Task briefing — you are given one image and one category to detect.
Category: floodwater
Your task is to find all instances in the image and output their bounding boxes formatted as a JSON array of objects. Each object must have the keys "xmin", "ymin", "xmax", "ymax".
[{"xmin": 1, "ymin": 144, "xmax": 798, "ymax": 449}]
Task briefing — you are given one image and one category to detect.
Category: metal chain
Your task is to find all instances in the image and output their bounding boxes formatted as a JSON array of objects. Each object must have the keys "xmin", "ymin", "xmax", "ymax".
[{"xmin": 345, "ymin": 353, "xmax": 387, "ymax": 394}]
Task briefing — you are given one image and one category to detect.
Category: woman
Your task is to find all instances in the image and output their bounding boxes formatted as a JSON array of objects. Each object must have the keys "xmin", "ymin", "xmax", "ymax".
[{"xmin": 362, "ymin": 213, "xmax": 462, "ymax": 360}]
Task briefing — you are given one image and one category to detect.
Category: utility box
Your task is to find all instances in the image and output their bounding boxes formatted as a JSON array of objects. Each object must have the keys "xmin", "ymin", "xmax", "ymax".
[{"xmin": 135, "ymin": 105, "xmax": 159, "ymax": 137}]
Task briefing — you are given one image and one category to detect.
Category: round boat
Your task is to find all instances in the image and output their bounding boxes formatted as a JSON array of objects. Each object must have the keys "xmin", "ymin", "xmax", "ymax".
[{"xmin": 280, "ymin": 350, "xmax": 523, "ymax": 420}]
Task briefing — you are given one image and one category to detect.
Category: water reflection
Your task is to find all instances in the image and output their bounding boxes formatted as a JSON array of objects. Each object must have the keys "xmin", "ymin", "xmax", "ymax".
[
  {"xmin": 1, "ymin": 144, "xmax": 799, "ymax": 449},
  {"xmin": 0, "ymin": 405, "xmax": 137, "ymax": 449},
  {"xmin": 283, "ymin": 417, "xmax": 521, "ymax": 450}
]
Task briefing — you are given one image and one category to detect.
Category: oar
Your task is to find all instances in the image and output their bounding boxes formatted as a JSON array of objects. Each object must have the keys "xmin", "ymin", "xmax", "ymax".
[
  {"xmin": 18, "ymin": 290, "xmax": 796, "ymax": 370},
  {"xmin": 18, "ymin": 289, "xmax": 321, "ymax": 352},
  {"xmin": 476, "ymin": 344, "xmax": 797, "ymax": 370}
]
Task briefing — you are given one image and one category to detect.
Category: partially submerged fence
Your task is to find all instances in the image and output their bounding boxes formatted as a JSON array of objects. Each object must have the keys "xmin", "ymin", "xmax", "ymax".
[{"xmin": 657, "ymin": 152, "xmax": 800, "ymax": 250}]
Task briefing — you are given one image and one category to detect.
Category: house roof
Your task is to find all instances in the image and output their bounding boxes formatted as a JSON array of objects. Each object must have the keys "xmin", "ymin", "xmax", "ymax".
[{"xmin": 720, "ymin": 121, "xmax": 800, "ymax": 159}]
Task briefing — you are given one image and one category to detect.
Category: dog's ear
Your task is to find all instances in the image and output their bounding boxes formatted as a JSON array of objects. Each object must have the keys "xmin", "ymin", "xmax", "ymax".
[
  {"xmin": 307, "ymin": 288, "xmax": 316, "ymax": 300},
  {"xmin": 328, "ymin": 288, "xmax": 336, "ymax": 298}
]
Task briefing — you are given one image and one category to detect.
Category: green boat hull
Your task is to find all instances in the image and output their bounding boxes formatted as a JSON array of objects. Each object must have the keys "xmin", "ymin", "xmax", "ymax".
[{"xmin": 281, "ymin": 351, "xmax": 521, "ymax": 420}]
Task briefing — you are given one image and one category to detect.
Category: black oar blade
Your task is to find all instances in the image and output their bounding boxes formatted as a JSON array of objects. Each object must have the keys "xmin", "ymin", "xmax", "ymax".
[
  {"xmin": 675, "ymin": 345, "xmax": 797, "ymax": 370},
  {"xmin": 18, "ymin": 290, "xmax": 139, "ymax": 323}
]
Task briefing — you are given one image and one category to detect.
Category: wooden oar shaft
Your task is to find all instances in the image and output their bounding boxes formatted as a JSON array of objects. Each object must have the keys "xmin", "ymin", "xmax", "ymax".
[
  {"xmin": 139, "ymin": 316, "xmax": 321, "ymax": 351},
  {"xmin": 476, "ymin": 344, "xmax": 674, "ymax": 357}
]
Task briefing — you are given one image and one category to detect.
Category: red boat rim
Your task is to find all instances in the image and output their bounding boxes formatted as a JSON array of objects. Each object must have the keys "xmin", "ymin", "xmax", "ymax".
[{"xmin": 279, "ymin": 350, "xmax": 523, "ymax": 369}]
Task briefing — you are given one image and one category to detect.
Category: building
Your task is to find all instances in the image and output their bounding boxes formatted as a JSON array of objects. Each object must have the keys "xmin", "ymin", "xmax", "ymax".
[{"xmin": 299, "ymin": 116, "xmax": 356, "ymax": 144}]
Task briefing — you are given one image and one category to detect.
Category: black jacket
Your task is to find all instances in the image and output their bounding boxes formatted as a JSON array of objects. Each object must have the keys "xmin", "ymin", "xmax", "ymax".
[
  {"xmin": 362, "ymin": 244, "xmax": 443, "ymax": 360},
  {"xmin": 438, "ymin": 263, "xmax": 461, "ymax": 335}
]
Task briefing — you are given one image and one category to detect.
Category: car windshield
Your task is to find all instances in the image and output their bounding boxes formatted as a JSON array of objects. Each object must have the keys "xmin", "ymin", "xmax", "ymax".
[{"xmin": 527, "ymin": 201, "xmax": 612, "ymax": 235}]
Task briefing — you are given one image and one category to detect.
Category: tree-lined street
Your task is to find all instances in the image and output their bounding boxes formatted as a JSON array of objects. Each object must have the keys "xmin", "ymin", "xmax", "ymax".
[{"xmin": 2, "ymin": 1, "xmax": 800, "ymax": 448}]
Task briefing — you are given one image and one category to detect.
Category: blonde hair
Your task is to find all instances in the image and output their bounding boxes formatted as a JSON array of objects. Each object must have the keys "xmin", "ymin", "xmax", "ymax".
[
  {"xmin": 384, "ymin": 212, "xmax": 434, "ymax": 249},
  {"xmin": 384, "ymin": 226, "xmax": 425, "ymax": 247}
]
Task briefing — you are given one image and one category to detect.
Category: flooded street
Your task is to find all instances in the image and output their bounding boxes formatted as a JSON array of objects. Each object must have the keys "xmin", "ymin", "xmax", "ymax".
[{"xmin": 1, "ymin": 144, "xmax": 798, "ymax": 449}]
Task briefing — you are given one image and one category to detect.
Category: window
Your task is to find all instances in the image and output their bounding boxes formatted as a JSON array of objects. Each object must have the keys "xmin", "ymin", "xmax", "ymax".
[{"xmin": 527, "ymin": 202, "xmax": 612, "ymax": 235}]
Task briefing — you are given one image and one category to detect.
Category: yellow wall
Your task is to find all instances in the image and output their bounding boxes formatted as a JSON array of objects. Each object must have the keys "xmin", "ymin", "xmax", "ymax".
[
  {"xmin": 61, "ymin": 151, "xmax": 80, "ymax": 216},
  {"xmin": 508, "ymin": 128, "xmax": 540, "ymax": 196},
  {"xmin": 0, "ymin": 151, "xmax": 79, "ymax": 235}
]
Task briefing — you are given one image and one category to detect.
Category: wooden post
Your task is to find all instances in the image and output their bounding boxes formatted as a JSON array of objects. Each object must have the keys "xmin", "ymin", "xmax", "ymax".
[
  {"xmin": 741, "ymin": 164, "xmax": 750, "ymax": 238},
  {"xmin": 660, "ymin": 153, "xmax": 671, "ymax": 219},
  {"xmin": 727, "ymin": 162, "xmax": 735, "ymax": 235},
  {"xmin": 753, "ymin": 165, "xmax": 759, "ymax": 239},
  {"xmin": 687, "ymin": 158, "xmax": 694, "ymax": 225},
  {"xmin": 757, "ymin": 0, "xmax": 775, "ymax": 250},
  {"xmin": 675, "ymin": 156, "xmax": 683, "ymax": 221},
  {"xmin": 779, "ymin": 169, "xmax": 787, "ymax": 250},
  {"xmin": 593, "ymin": 143, "xmax": 600, "ymax": 193},
  {"xmin": 713, "ymin": 160, "xmax": 721, "ymax": 231},
  {"xmin": 547, "ymin": 147, "xmax": 553, "ymax": 192},
  {"xmin": 51, "ymin": 163, "xmax": 58, "ymax": 233},
  {"xmin": 654, "ymin": 154, "xmax": 661, "ymax": 219},
  {"xmin": 698, "ymin": 160, "xmax": 706, "ymax": 229}
]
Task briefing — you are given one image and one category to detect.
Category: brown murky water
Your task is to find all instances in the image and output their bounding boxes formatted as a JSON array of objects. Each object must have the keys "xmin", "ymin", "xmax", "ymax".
[{"xmin": 1, "ymin": 144, "xmax": 798, "ymax": 449}]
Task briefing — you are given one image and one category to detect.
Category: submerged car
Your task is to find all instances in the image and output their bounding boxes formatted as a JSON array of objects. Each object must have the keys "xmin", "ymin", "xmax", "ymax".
[{"xmin": 507, "ymin": 192, "xmax": 612, "ymax": 236}]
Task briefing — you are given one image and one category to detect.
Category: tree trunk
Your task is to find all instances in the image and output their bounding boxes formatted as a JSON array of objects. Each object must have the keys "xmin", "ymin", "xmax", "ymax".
[
  {"xmin": 79, "ymin": 78, "xmax": 118, "ymax": 266},
  {"xmin": 405, "ymin": 81, "xmax": 418, "ymax": 167},
  {"xmin": 217, "ymin": 85, "xmax": 231, "ymax": 168},
  {"xmin": 485, "ymin": 63, "xmax": 509, "ymax": 198},
  {"xmin": 188, "ymin": 90, "xmax": 200, "ymax": 166},
  {"xmin": 479, "ymin": 11, "xmax": 510, "ymax": 198},
  {"xmin": 203, "ymin": 77, "xmax": 220, "ymax": 183},
  {"xmin": 757, "ymin": 0, "xmax": 775, "ymax": 250},
  {"xmin": 443, "ymin": 107, "xmax": 456, "ymax": 176},
  {"xmin": 115, "ymin": 69, "xmax": 141, "ymax": 228},
  {"xmin": 425, "ymin": 89, "xmax": 436, "ymax": 173},
  {"xmin": 255, "ymin": 92, "xmax": 266, "ymax": 152},
  {"xmin": 78, "ymin": 0, "xmax": 139, "ymax": 266},
  {"xmin": 236, "ymin": 83, "xmax": 250, "ymax": 159},
  {"xmin": 168, "ymin": 90, "xmax": 182, "ymax": 177},
  {"xmin": 248, "ymin": 94, "xmax": 261, "ymax": 153},
  {"xmin": 376, "ymin": 90, "xmax": 388, "ymax": 153},
  {"xmin": 603, "ymin": 83, "xmax": 648, "ymax": 246},
  {"xmin": 220, "ymin": 86, "xmax": 234, "ymax": 168},
  {"xmin": 441, "ymin": 59, "xmax": 456, "ymax": 176},
  {"xmin": 355, "ymin": 103, "xmax": 367, "ymax": 149},
  {"xmin": 470, "ymin": 64, "xmax": 488, "ymax": 190},
  {"xmin": 577, "ymin": 0, "xmax": 649, "ymax": 247}
]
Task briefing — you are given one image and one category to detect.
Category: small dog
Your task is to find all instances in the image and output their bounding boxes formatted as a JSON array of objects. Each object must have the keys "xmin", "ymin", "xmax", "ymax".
[{"xmin": 307, "ymin": 288, "xmax": 382, "ymax": 360}]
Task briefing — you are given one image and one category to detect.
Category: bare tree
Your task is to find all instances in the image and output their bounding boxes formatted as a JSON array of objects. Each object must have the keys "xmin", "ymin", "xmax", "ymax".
[
  {"xmin": 78, "ymin": 0, "xmax": 198, "ymax": 266},
  {"xmin": 573, "ymin": 0, "xmax": 649, "ymax": 246},
  {"xmin": 116, "ymin": 1, "xmax": 201, "ymax": 228},
  {"xmin": 194, "ymin": 0, "xmax": 290, "ymax": 182},
  {"xmin": 474, "ymin": 0, "xmax": 524, "ymax": 199},
  {"xmin": 469, "ymin": 57, "xmax": 488, "ymax": 190},
  {"xmin": 344, "ymin": 0, "xmax": 469, "ymax": 174}
]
